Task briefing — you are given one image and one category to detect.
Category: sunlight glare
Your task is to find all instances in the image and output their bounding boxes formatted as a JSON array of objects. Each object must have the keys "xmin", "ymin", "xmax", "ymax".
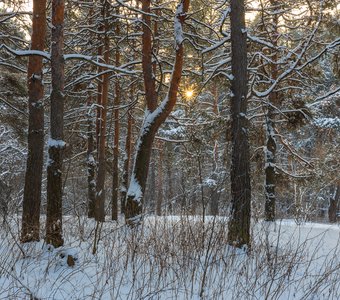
[{"xmin": 185, "ymin": 89, "xmax": 194, "ymax": 100}]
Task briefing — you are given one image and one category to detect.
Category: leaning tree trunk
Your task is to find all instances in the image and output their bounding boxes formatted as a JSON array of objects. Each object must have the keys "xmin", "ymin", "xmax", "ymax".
[
  {"xmin": 227, "ymin": 0, "xmax": 252, "ymax": 248},
  {"xmin": 125, "ymin": 0, "xmax": 190, "ymax": 225},
  {"xmin": 46, "ymin": 0, "xmax": 65, "ymax": 248},
  {"xmin": 21, "ymin": 0, "xmax": 47, "ymax": 243}
]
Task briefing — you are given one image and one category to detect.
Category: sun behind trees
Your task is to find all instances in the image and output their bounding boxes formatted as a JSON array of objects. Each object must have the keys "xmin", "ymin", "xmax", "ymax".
[
  {"xmin": 0, "ymin": 0, "xmax": 339, "ymax": 297},
  {"xmin": 124, "ymin": 0, "xmax": 191, "ymax": 225},
  {"xmin": 0, "ymin": 0, "xmax": 337, "ymax": 254}
]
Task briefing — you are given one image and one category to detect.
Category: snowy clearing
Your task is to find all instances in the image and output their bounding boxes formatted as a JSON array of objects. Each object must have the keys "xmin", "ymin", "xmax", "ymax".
[{"xmin": 0, "ymin": 216, "xmax": 339, "ymax": 299}]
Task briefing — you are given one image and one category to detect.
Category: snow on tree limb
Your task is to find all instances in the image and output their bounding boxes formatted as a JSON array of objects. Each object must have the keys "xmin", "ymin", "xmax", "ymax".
[{"xmin": 0, "ymin": 44, "xmax": 136, "ymax": 75}]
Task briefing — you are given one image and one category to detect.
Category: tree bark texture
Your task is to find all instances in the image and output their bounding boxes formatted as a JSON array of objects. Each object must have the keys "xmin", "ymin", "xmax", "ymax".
[
  {"xmin": 89, "ymin": 4, "xmax": 104, "ymax": 219},
  {"xmin": 125, "ymin": 0, "xmax": 190, "ymax": 224},
  {"xmin": 21, "ymin": 0, "xmax": 47, "ymax": 243},
  {"xmin": 227, "ymin": 0, "xmax": 252, "ymax": 248},
  {"xmin": 86, "ymin": 5, "xmax": 96, "ymax": 219},
  {"xmin": 46, "ymin": 0, "xmax": 65, "ymax": 248},
  {"xmin": 95, "ymin": 2, "xmax": 110, "ymax": 222},
  {"xmin": 112, "ymin": 9, "xmax": 120, "ymax": 221}
]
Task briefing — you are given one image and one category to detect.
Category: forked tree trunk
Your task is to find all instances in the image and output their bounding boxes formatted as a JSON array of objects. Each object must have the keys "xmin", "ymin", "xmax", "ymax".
[
  {"xmin": 46, "ymin": 0, "xmax": 65, "ymax": 248},
  {"xmin": 95, "ymin": 1, "xmax": 110, "ymax": 222},
  {"xmin": 21, "ymin": 0, "xmax": 47, "ymax": 243},
  {"xmin": 112, "ymin": 7, "xmax": 121, "ymax": 221},
  {"xmin": 125, "ymin": 0, "xmax": 190, "ymax": 225},
  {"xmin": 227, "ymin": 0, "xmax": 252, "ymax": 248}
]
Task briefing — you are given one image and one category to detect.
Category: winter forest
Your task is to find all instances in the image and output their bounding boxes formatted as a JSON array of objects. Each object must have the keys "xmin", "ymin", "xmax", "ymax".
[{"xmin": 0, "ymin": 0, "xmax": 339, "ymax": 299}]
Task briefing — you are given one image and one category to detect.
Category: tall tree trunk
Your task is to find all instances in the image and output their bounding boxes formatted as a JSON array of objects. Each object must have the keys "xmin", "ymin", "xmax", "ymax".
[
  {"xmin": 89, "ymin": 2, "xmax": 104, "ymax": 219},
  {"xmin": 112, "ymin": 8, "xmax": 120, "ymax": 221},
  {"xmin": 86, "ymin": 5, "xmax": 96, "ymax": 219},
  {"xmin": 87, "ymin": 86, "xmax": 96, "ymax": 218},
  {"xmin": 96, "ymin": 5, "xmax": 104, "ymax": 153},
  {"xmin": 264, "ymin": 0, "xmax": 279, "ymax": 221},
  {"xmin": 125, "ymin": 0, "xmax": 190, "ymax": 225},
  {"xmin": 227, "ymin": 0, "xmax": 251, "ymax": 248},
  {"xmin": 21, "ymin": 0, "xmax": 47, "ymax": 243},
  {"xmin": 95, "ymin": 2, "xmax": 110, "ymax": 222},
  {"xmin": 46, "ymin": 0, "xmax": 65, "ymax": 248}
]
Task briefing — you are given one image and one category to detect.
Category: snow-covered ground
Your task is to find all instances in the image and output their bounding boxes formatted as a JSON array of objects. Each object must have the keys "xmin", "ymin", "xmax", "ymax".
[{"xmin": 0, "ymin": 216, "xmax": 339, "ymax": 299}]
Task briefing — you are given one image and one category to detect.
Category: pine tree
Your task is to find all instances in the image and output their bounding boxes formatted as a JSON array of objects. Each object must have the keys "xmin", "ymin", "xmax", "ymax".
[
  {"xmin": 227, "ymin": 0, "xmax": 251, "ymax": 248},
  {"xmin": 45, "ymin": 0, "xmax": 65, "ymax": 248},
  {"xmin": 21, "ymin": 0, "xmax": 47, "ymax": 243}
]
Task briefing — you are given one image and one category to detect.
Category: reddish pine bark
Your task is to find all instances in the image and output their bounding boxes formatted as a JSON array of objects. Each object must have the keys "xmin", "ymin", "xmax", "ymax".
[
  {"xmin": 125, "ymin": 0, "xmax": 190, "ymax": 224},
  {"xmin": 21, "ymin": 0, "xmax": 47, "ymax": 243}
]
